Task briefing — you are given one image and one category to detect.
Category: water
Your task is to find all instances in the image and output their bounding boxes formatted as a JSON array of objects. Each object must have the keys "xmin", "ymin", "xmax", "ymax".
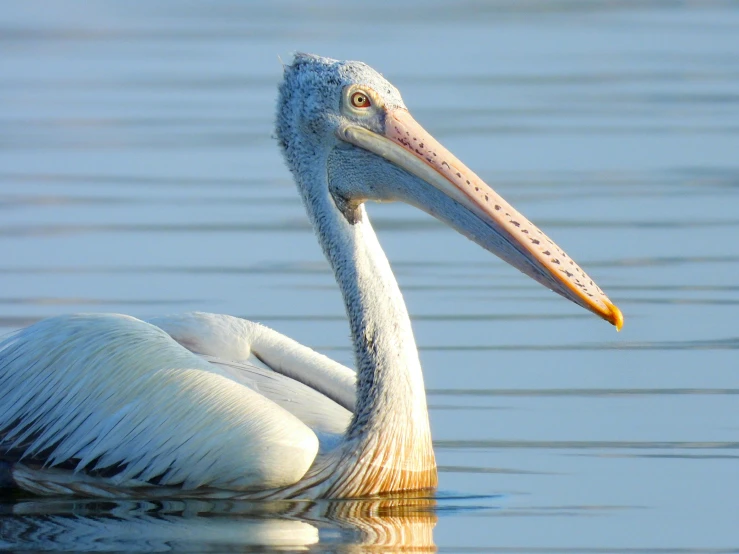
[{"xmin": 1, "ymin": 1, "xmax": 738, "ymax": 551}]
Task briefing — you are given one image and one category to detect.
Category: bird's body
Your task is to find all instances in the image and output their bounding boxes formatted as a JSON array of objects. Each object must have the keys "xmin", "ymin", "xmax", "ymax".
[{"xmin": 0, "ymin": 54, "xmax": 622, "ymax": 499}]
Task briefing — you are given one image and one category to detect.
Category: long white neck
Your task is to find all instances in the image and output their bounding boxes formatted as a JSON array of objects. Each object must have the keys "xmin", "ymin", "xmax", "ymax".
[{"xmin": 296, "ymin": 157, "xmax": 437, "ymax": 497}]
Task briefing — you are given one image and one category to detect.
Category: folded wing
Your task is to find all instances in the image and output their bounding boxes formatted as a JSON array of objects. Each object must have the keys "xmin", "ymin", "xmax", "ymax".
[{"xmin": 0, "ymin": 314, "xmax": 319, "ymax": 493}]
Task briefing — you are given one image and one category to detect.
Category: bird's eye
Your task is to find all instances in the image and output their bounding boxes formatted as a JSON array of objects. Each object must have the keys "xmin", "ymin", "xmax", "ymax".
[{"xmin": 351, "ymin": 91, "xmax": 371, "ymax": 109}]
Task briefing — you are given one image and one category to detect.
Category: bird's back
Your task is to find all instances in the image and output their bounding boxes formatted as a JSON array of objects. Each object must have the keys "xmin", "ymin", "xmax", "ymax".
[{"xmin": 0, "ymin": 314, "xmax": 321, "ymax": 496}]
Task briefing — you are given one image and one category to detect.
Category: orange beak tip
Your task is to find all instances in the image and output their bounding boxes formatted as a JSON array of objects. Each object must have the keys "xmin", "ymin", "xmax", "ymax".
[{"xmin": 605, "ymin": 301, "xmax": 624, "ymax": 332}]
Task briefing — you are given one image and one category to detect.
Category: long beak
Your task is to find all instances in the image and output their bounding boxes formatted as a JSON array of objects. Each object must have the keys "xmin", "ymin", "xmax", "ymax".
[{"xmin": 337, "ymin": 109, "xmax": 623, "ymax": 330}]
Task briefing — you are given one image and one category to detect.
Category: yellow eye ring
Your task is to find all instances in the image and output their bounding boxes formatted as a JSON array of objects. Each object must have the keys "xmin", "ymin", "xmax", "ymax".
[{"xmin": 350, "ymin": 91, "xmax": 371, "ymax": 109}]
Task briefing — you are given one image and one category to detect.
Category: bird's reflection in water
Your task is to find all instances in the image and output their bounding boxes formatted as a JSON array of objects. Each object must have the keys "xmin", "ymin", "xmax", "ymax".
[
  {"xmin": 308, "ymin": 493, "xmax": 437, "ymax": 550},
  {"xmin": 0, "ymin": 491, "xmax": 437, "ymax": 552}
]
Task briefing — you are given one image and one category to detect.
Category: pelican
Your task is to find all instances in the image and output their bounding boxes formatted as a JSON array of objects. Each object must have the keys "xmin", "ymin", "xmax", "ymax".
[{"xmin": 0, "ymin": 54, "xmax": 622, "ymax": 499}]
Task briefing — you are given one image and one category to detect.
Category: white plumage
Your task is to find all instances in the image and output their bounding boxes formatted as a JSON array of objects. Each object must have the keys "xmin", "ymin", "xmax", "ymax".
[
  {"xmin": 0, "ymin": 54, "xmax": 621, "ymax": 498},
  {"xmin": 149, "ymin": 311, "xmax": 356, "ymax": 412},
  {"xmin": 0, "ymin": 314, "xmax": 320, "ymax": 492}
]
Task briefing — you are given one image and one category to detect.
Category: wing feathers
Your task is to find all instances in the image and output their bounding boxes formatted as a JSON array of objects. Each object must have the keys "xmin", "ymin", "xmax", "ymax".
[
  {"xmin": 149, "ymin": 312, "xmax": 357, "ymax": 411},
  {"xmin": 0, "ymin": 314, "xmax": 319, "ymax": 492}
]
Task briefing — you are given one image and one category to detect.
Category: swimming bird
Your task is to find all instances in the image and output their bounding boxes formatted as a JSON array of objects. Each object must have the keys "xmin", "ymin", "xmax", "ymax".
[{"xmin": 0, "ymin": 54, "xmax": 623, "ymax": 499}]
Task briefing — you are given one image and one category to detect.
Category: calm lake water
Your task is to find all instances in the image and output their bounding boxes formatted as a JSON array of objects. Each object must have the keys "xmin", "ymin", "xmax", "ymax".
[{"xmin": 1, "ymin": 1, "xmax": 738, "ymax": 551}]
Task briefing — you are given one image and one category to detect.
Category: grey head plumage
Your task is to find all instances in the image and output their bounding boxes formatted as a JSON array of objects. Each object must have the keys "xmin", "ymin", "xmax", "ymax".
[{"xmin": 275, "ymin": 53, "xmax": 405, "ymax": 171}]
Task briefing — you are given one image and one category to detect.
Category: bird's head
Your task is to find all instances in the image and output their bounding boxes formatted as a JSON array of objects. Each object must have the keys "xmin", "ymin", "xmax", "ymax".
[
  {"xmin": 277, "ymin": 53, "xmax": 404, "ymax": 154},
  {"xmin": 276, "ymin": 53, "xmax": 623, "ymax": 330}
]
